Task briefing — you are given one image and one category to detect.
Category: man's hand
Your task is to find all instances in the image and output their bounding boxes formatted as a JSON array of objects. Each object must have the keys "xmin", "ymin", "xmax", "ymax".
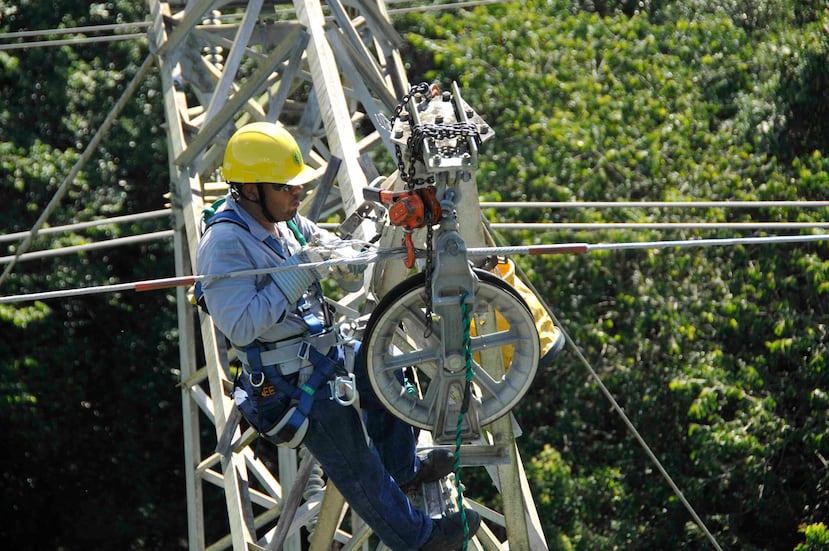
[
  {"xmin": 271, "ymin": 247, "xmax": 329, "ymax": 303},
  {"xmin": 331, "ymin": 250, "xmax": 366, "ymax": 292}
]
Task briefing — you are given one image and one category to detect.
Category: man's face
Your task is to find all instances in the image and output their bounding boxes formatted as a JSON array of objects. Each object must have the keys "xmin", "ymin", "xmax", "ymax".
[{"xmin": 243, "ymin": 182, "xmax": 303, "ymax": 222}]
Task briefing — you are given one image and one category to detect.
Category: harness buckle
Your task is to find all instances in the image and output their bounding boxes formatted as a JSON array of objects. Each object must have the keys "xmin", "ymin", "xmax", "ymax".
[
  {"xmin": 329, "ymin": 373, "xmax": 357, "ymax": 406},
  {"xmin": 297, "ymin": 341, "xmax": 311, "ymax": 361}
]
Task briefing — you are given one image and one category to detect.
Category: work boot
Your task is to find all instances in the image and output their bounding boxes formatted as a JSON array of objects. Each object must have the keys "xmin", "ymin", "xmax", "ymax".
[
  {"xmin": 402, "ymin": 448, "xmax": 455, "ymax": 490},
  {"xmin": 419, "ymin": 510, "xmax": 481, "ymax": 551}
]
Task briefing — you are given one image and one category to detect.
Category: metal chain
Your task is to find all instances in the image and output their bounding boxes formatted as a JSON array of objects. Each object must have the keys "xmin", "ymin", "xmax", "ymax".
[
  {"xmin": 392, "ymin": 82, "xmax": 431, "ymax": 189},
  {"xmin": 392, "ymin": 82, "xmax": 482, "ymax": 189},
  {"xmin": 405, "ymin": 121, "xmax": 479, "ymax": 188},
  {"xmin": 411, "ymin": 121, "xmax": 480, "ymax": 147}
]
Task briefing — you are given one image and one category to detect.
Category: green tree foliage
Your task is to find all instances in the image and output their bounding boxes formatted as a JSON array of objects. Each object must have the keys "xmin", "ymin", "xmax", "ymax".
[
  {"xmin": 0, "ymin": 1, "xmax": 184, "ymax": 548},
  {"xmin": 2, "ymin": 0, "xmax": 828, "ymax": 550},
  {"xmin": 794, "ymin": 522, "xmax": 829, "ymax": 551},
  {"xmin": 401, "ymin": 1, "xmax": 829, "ymax": 549}
]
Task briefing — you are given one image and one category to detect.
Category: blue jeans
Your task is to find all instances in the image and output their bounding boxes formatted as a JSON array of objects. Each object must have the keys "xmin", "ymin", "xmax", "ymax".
[
  {"xmin": 257, "ymin": 344, "xmax": 433, "ymax": 550},
  {"xmin": 303, "ymin": 399, "xmax": 432, "ymax": 550}
]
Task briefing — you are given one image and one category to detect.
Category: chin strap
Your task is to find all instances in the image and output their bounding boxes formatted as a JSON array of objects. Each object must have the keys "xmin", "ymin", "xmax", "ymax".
[{"xmin": 258, "ymin": 192, "xmax": 278, "ymax": 224}]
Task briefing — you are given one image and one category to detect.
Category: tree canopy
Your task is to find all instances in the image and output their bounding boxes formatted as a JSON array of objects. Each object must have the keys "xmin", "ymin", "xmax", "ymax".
[
  {"xmin": 399, "ymin": 1, "xmax": 829, "ymax": 549},
  {"xmin": 1, "ymin": 0, "xmax": 827, "ymax": 549}
]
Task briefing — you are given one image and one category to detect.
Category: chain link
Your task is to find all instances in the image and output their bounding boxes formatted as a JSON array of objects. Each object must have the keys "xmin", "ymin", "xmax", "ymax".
[
  {"xmin": 392, "ymin": 82, "xmax": 431, "ymax": 189},
  {"xmin": 392, "ymin": 83, "xmax": 481, "ymax": 190}
]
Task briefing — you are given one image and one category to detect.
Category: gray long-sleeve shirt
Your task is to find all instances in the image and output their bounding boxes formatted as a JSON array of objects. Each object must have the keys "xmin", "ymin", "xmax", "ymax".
[{"xmin": 196, "ymin": 193, "xmax": 331, "ymax": 348}]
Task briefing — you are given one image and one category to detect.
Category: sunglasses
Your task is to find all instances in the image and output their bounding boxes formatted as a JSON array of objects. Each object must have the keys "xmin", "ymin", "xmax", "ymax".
[{"xmin": 268, "ymin": 183, "xmax": 294, "ymax": 192}]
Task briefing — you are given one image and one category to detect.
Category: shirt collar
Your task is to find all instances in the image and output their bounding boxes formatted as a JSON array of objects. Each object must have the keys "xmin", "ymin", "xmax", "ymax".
[{"xmin": 224, "ymin": 192, "xmax": 278, "ymax": 242}]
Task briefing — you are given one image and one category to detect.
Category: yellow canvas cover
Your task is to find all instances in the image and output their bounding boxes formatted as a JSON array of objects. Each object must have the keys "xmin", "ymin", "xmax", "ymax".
[{"xmin": 491, "ymin": 259, "xmax": 562, "ymax": 366}]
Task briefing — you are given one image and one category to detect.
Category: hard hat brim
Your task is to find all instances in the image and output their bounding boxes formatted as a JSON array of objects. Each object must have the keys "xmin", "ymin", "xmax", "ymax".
[{"xmin": 281, "ymin": 163, "xmax": 318, "ymax": 186}]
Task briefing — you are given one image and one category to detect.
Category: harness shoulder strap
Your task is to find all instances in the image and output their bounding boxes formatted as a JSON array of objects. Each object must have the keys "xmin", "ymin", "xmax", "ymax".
[
  {"xmin": 287, "ymin": 218, "xmax": 307, "ymax": 246},
  {"xmin": 195, "ymin": 209, "xmax": 290, "ymax": 312},
  {"xmin": 286, "ymin": 216, "xmax": 329, "ymax": 331}
]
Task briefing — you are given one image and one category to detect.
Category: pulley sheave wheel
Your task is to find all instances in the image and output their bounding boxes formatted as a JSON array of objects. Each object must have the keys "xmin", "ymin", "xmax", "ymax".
[{"xmin": 361, "ymin": 269, "xmax": 540, "ymax": 430}]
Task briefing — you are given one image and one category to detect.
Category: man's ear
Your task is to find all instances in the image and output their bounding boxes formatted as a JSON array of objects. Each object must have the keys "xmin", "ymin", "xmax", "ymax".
[{"xmin": 241, "ymin": 183, "xmax": 259, "ymax": 202}]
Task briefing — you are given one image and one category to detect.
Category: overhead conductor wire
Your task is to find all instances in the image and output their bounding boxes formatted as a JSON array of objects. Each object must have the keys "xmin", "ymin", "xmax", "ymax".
[{"xmin": 2, "ymin": 232, "xmax": 828, "ymax": 303}]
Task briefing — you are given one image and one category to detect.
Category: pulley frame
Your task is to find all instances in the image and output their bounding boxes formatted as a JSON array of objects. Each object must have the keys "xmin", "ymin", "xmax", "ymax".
[{"xmin": 362, "ymin": 83, "xmax": 541, "ymax": 442}]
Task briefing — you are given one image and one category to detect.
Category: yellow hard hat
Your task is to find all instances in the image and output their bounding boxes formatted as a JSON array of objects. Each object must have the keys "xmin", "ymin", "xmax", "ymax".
[{"xmin": 222, "ymin": 122, "xmax": 316, "ymax": 185}]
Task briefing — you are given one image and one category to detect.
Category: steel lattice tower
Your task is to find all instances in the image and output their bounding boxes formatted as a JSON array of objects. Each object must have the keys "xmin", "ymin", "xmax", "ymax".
[{"xmin": 148, "ymin": 1, "xmax": 548, "ymax": 549}]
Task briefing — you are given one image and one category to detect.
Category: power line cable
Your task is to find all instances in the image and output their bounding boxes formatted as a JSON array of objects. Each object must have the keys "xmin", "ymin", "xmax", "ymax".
[
  {"xmin": 1, "ymin": 21, "xmax": 151, "ymax": 39},
  {"xmin": 0, "ymin": 230, "xmax": 174, "ymax": 265},
  {"xmin": 488, "ymin": 222, "xmax": 829, "ymax": 231},
  {"xmin": 480, "ymin": 200, "xmax": 829, "ymax": 209},
  {"xmin": 0, "ymin": 0, "xmax": 509, "ymax": 51},
  {"xmin": 0, "ymin": 209, "xmax": 171, "ymax": 244},
  {"xmin": 386, "ymin": 0, "xmax": 517, "ymax": 15},
  {"xmin": 0, "ymin": 54, "xmax": 154, "ymax": 288},
  {"xmin": 3, "ymin": 233, "xmax": 827, "ymax": 304},
  {"xmin": 0, "ymin": 33, "xmax": 146, "ymax": 50},
  {"xmin": 0, "ymin": 20, "xmax": 150, "ymax": 51}
]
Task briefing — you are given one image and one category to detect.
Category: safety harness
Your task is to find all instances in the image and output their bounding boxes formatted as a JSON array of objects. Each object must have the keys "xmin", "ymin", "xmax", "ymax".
[{"xmin": 197, "ymin": 206, "xmax": 353, "ymax": 448}]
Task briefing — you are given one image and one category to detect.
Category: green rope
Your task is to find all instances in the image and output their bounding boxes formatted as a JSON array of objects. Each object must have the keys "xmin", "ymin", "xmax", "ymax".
[
  {"xmin": 454, "ymin": 290, "xmax": 475, "ymax": 550},
  {"xmin": 286, "ymin": 219, "xmax": 306, "ymax": 246}
]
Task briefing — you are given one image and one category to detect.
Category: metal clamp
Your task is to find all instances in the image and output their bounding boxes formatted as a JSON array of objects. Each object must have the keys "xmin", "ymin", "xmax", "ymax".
[{"xmin": 297, "ymin": 341, "xmax": 311, "ymax": 361}]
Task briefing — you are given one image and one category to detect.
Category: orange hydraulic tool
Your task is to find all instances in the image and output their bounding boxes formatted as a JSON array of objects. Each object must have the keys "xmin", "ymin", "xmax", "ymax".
[{"xmin": 363, "ymin": 186, "xmax": 442, "ymax": 268}]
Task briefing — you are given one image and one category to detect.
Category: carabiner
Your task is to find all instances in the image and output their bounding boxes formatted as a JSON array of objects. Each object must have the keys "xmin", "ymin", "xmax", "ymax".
[
  {"xmin": 249, "ymin": 371, "xmax": 265, "ymax": 388},
  {"xmin": 329, "ymin": 373, "xmax": 357, "ymax": 406}
]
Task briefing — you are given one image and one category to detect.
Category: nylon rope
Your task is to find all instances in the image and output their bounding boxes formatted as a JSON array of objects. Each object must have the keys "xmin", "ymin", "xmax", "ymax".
[{"xmin": 453, "ymin": 290, "xmax": 475, "ymax": 550}]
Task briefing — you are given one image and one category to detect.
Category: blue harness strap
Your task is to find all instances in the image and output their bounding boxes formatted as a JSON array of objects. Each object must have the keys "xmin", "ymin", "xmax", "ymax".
[
  {"xmin": 239, "ymin": 338, "xmax": 341, "ymax": 445},
  {"xmin": 203, "ymin": 209, "xmax": 290, "ymax": 257},
  {"xmin": 194, "ymin": 209, "xmax": 290, "ymax": 311},
  {"xmin": 264, "ymin": 346, "xmax": 340, "ymax": 443}
]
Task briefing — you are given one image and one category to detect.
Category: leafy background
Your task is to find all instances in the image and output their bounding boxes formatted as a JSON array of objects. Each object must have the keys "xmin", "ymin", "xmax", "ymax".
[{"xmin": 1, "ymin": 0, "xmax": 827, "ymax": 549}]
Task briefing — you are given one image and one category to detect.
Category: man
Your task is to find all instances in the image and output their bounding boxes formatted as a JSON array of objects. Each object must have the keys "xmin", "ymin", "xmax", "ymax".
[{"xmin": 197, "ymin": 121, "xmax": 480, "ymax": 550}]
